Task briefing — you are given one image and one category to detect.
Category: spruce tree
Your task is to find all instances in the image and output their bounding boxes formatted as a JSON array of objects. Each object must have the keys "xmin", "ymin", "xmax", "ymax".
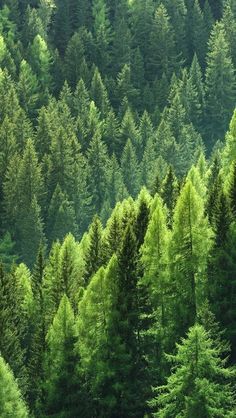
[
  {"xmin": 86, "ymin": 131, "xmax": 109, "ymax": 213},
  {"xmin": 44, "ymin": 294, "xmax": 80, "ymax": 417},
  {"xmin": 205, "ymin": 22, "xmax": 236, "ymax": 148},
  {"xmin": 148, "ymin": 4, "xmax": 179, "ymax": 81},
  {"xmin": 0, "ymin": 265, "xmax": 28, "ymax": 396},
  {"xmin": 83, "ymin": 215, "xmax": 104, "ymax": 283},
  {"xmin": 170, "ymin": 179, "xmax": 212, "ymax": 337},
  {"xmin": 18, "ymin": 59, "xmax": 40, "ymax": 118},
  {"xmin": 121, "ymin": 139, "xmax": 140, "ymax": 197},
  {"xmin": 92, "ymin": 0, "xmax": 112, "ymax": 73},
  {"xmin": 150, "ymin": 324, "xmax": 236, "ymax": 418},
  {"xmin": 0, "ymin": 354, "xmax": 29, "ymax": 418},
  {"xmin": 64, "ymin": 32, "xmax": 85, "ymax": 88}
]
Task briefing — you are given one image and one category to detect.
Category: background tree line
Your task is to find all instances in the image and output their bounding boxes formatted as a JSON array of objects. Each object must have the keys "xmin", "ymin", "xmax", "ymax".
[{"xmin": 0, "ymin": 0, "xmax": 235, "ymax": 266}]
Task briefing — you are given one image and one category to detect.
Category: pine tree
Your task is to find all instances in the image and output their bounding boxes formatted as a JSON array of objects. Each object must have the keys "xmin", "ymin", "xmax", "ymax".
[
  {"xmin": 189, "ymin": 53, "xmax": 205, "ymax": 132},
  {"xmin": 64, "ymin": 32, "xmax": 85, "ymax": 88},
  {"xmin": 92, "ymin": 0, "xmax": 112, "ymax": 73},
  {"xmin": 112, "ymin": 221, "xmax": 148, "ymax": 417},
  {"xmin": 131, "ymin": 0, "xmax": 154, "ymax": 68},
  {"xmin": 19, "ymin": 196, "xmax": 45, "ymax": 268},
  {"xmin": 139, "ymin": 111, "xmax": 154, "ymax": 155},
  {"xmin": 119, "ymin": 108, "xmax": 141, "ymax": 157},
  {"xmin": 178, "ymin": 68, "xmax": 203, "ymax": 130},
  {"xmin": 90, "ymin": 67, "xmax": 110, "ymax": 117},
  {"xmin": 0, "ymin": 354, "xmax": 29, "ymax": 418},
  {"xmin": 53, "ymin": 0, "xmax": 70, "ymax": 54},
  {"xmin": 162, "ymin": 0, "xmax": 187, "ymax": 59},
  {"xmin": 140, "ymin": 138, "xmax": 157, "ymax": 190},
  {"xmin": 76, "ymin": 257, "xmax": 119, "ymax": 417},
  {"xmin": 148, "ymin": 4, "xmax": 179, "ymax": 81},
  {"xmin": 44, "ymin": 294, "xmax": 80, "ymax": 417},
  {"xmin": 86, "ymin": 131, "xmax": 109, "ymax": 213},
  {"xmin": 116, "ymin": 64, "xmax": 139, "ymax": 111},
  {"xmin": 161, "ymin": 165, "xmax": 179, "ymax": 223},
  {"xmin": 222, "ymin": 0, "xmax": 236, "ymax": 67},
  {"xmin": 27, "ymin": 244, "xmax": 46, "ymax": 412},
  {"xmin": 0, "ymin": 265, "xmax": 28, "ymax": 396},
  {"xmin": 186, "ymin": 0, "xmax": 207, "ymax": 66},
  {"xmin": 0, "ymin": 232, "xmax": 18, "ymax": 270},
  {"xmin": 83, "ymin": 215, "xmax": 104, "ymax": 283},
  {"xmin": 112, "ymin": 15, "xmax": 131, "ymax": 74},
  {"xmin": 106, "ymin": 153, "xmax": 127, "ymax": 208},
  {"xmin": 170, "ymin": 179, "xmax": 213, "ymax": 337},
  {"xmin": 228, "ymin": 161, "xmax": 236, "ymax": 216},
  {"xmin": 17, "ymin": 59, "xmax": 40, "ymax": 117},
  {"xmin": 205, "ymin": 22, "xmax": 236, "ymax": 148},
  {"xmin": 103, "ymin": 110, "xmax": 120, "ymax": 154},
  {"xmin": 121, "ymin": 139, "xmax": 140, "ymax": 197},
  {"xmin": 29, "ymin": 34, "xmax": 52, "ymax": 91},
  {"xmin": 150, "ymin": 324, "xmax": 236, "ymax": 418},
  {"xmin": 141, "ymin": 195, "xmax": 170, "ymax": 327},
  {"xmin": 222, "ymin": 110, "xmax": 236, "ymax": 172},
  {"xmin": 47, "ymin": 184, "xmax": 78, "ymax": 244},
  {"xmin": 3, "ymin": 139, "xmax": 45, "ymax": 266},
  {"xmin": 207, "ymin": 179, "xmax": 236, "ymax": 360},
  {"xmin": 105, "ymin": 210, "xmax": 122, "ymax": 259}
]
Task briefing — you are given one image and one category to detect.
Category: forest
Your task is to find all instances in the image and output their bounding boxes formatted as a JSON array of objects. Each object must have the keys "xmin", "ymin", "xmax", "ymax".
[{"xmin": 1, "ymin": 0, "xmax": 236, "ymax": 416}]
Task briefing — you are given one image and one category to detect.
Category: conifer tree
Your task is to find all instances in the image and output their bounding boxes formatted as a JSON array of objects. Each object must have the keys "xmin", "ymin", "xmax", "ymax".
[
  {"xmin": 27, "ymin": 244, "xmax": 46, "ymax": 412},
  {"xmin": 113, "ymin": 221, "xmax": 149, "ymax": 417},
  {"xmin": 119, "ymin": 108, "xmax": 141, "ymax": 156},
  {"xmin": 47, "ymin": 184, "xmax": 78, "ymax": 244},
  {"xmin": 53, "ymin": 0, "xmax": 70, "ymax": 54},
  {"xmin": 170, "ymin": 179, "xmax": 212, "ymax": 337},
  {"xmin": 150, "ymin": 324, "xmax": 236, "ymax": 418},
  {"xmin": 92, "ymin": 0, "xmax": 112, "ymax": 73},
  {"xmin": 116, "ymin": 64, "xmax": 139, "ymax": 111},
  {"xmin": 141, "ymin": 195, "xmax": 170, "ymax": 328},
  {"xmin": 205, "ymin": 22, "xmax": 236, "ymax": 147},
  {"xmin": 0, "ymin": 354, "xmax": 29, "ymax": 418},
  {"xmin": 4, "ymin": 139, "xmax": 44, "ymax": 265},
  {"xmin": 135, "ymin": 188, "xmax": 150, "ymax": 249},
  {"xmin": 162, "ymin": 0, "xmax": 187, "ymax": 58},
  {"xmin": 106, "ymin": 153, "xmax": 127, "ymax": 208},
  {"xmin": 90, "ymin": 67, "xmax": 110, "ymax": 117},
  {"xmin": 222, "ymin": 0, "xmax": 236, "ymax": 67},
  {"xmin": 64, "ymin": 32, "xmax": 85, "ymax": 88},
  {"xmin": 148, "ymin": 4, "xmax": 179, "ymax": 81},
  {"xmin": 29, "ymin": 34, "xmax": 52, "ymax": 91},
  {"xmin": 86, "ymin": 131, "xmax": 109, "ymax": 213},
  {"xmin": 189, "ymin": 53, "xmax": 205, "ymax": 132},
  {"xmin": 0, "ymin": 265, "xmax": 28, "ymax": 395},
  {"xmin": 121, "ymin": 139, "xmax": 140, "ymax": 197},
  {"xmin": 18, "ymin": 59, "xmax": 40, "ymax": 117},
  {"xmin": 44, "ymin": 294, "xmax": 80, "ymax": 417},
  {"xmin": 77, "ymin": 257, "xmax": 120, "ymax": 417},
  {"xmin": 103, "ymin": 110, "xmax": 120, "ymax": 154},
  {"xmin": 131, "ymin": 0, "xmax": 154, "ymax": 67},
  {"xmin": 83, "ymin": 215, "xmax": 104, "ymax": 283},
  {"xmin": 161, "ymin": 165, "xmax": 179, "ymax": 223},
  {"xmin": 112, "ymin": 15, "xmax": 131, "ymax": 74},
  {"xmin": 222, "ymin": 110, "xmax": 236, "ymax": 172}
]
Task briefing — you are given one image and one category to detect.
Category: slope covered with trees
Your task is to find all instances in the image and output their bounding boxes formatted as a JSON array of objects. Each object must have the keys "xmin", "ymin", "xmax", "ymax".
[{"xmin": 1, "ymin": 0, "xmax": 236, "ymax": 417}]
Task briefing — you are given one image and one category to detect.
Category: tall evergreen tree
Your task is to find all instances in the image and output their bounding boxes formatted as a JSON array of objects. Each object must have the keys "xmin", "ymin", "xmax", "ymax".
[
  {"xmin": 205, "ymin": 22, "xmax": 236, "ymax": 148},
  {"xmin": 170, "ymin": 179, "xmax": 212, "ymax": 337},
  {"xmin": 44, "ymin": 294, "xmax": 80, "ymax": 417},
  {"xmin": 150, "ymin": 324, "xmax": 236, "ymax": 418},
  {"xmin": 0, "ymin": 354, "xmax": 29, "ymax": 418}
]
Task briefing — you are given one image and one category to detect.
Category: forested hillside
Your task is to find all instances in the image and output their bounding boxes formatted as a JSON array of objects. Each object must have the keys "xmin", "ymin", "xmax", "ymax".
[{"xmin": 1, "ymin": 0, "xmax": 236, "ymax": 417}]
